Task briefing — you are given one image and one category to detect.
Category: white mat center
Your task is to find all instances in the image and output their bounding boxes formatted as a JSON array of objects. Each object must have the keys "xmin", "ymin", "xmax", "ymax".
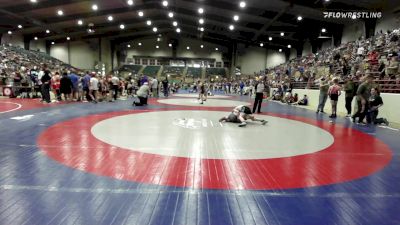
[{"xmin": 91, "ymin": 111, "xmax": 334, "ymax": 160}]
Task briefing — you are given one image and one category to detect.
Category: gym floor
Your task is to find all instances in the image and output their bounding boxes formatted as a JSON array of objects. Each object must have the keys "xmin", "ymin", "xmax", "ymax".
[{"xmin": 0, "ymin": 93, "xmax": 399, "ymax": 225}]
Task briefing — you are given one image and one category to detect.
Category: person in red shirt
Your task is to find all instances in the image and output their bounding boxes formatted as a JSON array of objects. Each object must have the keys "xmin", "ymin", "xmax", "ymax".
[
  {"xmin": 52, "ymin": 71, "xmax": 61, "ymax": 101},
  {"xmin": 328, "ymin": 77, "xmax": 342, "ymax": 118}
]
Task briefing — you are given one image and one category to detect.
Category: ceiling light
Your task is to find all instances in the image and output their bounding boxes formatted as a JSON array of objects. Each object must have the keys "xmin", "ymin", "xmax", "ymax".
[
  {"xmin": 57, "ymin": 10, "xmax": 63, "ymax": 16},
  {"xmin": 7, "ymin": 31, "xmax": 12, "ymax": 35},
  {"xmin": 279, "ymin": 49, "xmax": 282, "ymax": 52},
  {"xmin": 51, "ymin": 41, "xmax": 55, "ymax": 45},
  {"xmin": 297, "ymin": 16, "xmax": 302, "ymax": 21},
  {"xmin": 77, "ymin": 20, "xmax": 83, "ymax": 25},
  {"xmin": 325, "ymin": 0, "xmax": 330, "ymax": 2},
  {"xmin": 92, "ymin": 4, "xmax": 98, "ymax": 11},
  {"xmin": 157, "ymin": 38, "xmax": 161, "ymax": 42},
  {"xmin": 46, "ymin": 29, "xmax": 50, "ymax": 34},
  {"xmin": 260, "ymin": 43, "xmax": 264, "ymax": 47},
  {"xmin": 17, "ymin": 25, "xmax": 23, "ymax": 29},
  {"xmin": 30, "ymin": 0, "xmax": 37, "ymax": 3},
  {"xmin": 268, "ymin": 37, "xmax": 272, "ymax": 41},
  {"xmin": 200, "ymin": 45, "xmax": 204, "ymax": 48},
  {"xmin": 168, "ymin": 12, "xmax": 174, "ymax": 18},
  {"xmin": 215, "ymin": 47, "xmax": 219, "ymax": 51},
  {"xmin": 156, "ymin": 45, "xmax": 159, "ymax": 49},
  {"xmin": 108, "ymin": 15, "xmax": 113, "ymax": 21},
  {"xmin": 127, "ymin": 0, "xmax": 134, "ymax": 5},
  {"xmin": 176, "ymin": 28, "xmax": 181, "ymax": 33},
  {"xmin": 187, "ymin": 46, "xmax": 190, "ymax": 50},
  {"xmin": 321, "ymin": 28, "xmax": 326, "ymax": 33},
  {"xmin": 229, "ymin": 25, "xmax": 234, "ymax": 30},
  {"xmin": 280, "ymin": 32, "xmax": 284, "ymax": 36},
  {"xmin": 198, "ymin": 8, "xmax": 204, "ymax": 14},
  {"xmin": 162, "ymin": 0, "xmax": 168, "ymax": 7},
  {"xmin": 66, "ymin": 37, "xmax": 70, "ymax": 41},
  {"xmin": 138, "ymin": 42, "xmax": 142, "ymax": 46},
  {"xmin": 120, "ymin": 24, "xmax": 125, "ymax": 29},
  {"xmin": 146, "ymin": 20, "xmax": 152, "ymax": 25},
  {"xmin": 199, "ymin": 18, "xmax": 204, "ymax": 24},
  {"xmin": 173, "ymin": 21, "xmax": 178, "ymax": 26},
  {"xmin": 239, "ymin": 1, "xmax": 246, "ymax": 8},
  {"xmin": 153, "ymin": 27, "xmax": 158, "ymax": 32},
  {"xmin": 233, "ymin": 15, "xmax": 239, "ymax": 21},
  {"xmin": 127, "ymin": 44, "xmax": 131, "ymax": 48},
  {"xmin": 34, "ymin": 37, "xmax": 38, "ymax": 40},
  {"xmin": 287, "ymin": 44, "xmax": 291, "ymax": 48},
  {"xmin": 138, "ymin": 11, "xmax": 144, "ymax": 17},
  {"xmin": 168, "ymin": 43, "xmax": 172, "ymax": 47},
  {"xmin": 199, "ymin": 27, "xmax": 204, "ymax": 32}
]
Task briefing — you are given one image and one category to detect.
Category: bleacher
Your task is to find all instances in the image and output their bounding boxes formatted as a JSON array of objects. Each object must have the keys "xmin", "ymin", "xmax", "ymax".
[
  {"xmin": 162, "ymin": 66, "xmax": 184, "ymax": 76},
  {"xmin": 142, "ymin": 66, "xmax": 160, "ymax": 76},
  {"xmin": 187, "ymin": 67, "xmax": 201, "ymax": 78},
  {"xmin": 206, "ymin": 68, "xmax": 226, "ymax": 77},
  {"xmin": 119, "ymin": 65, "xmax": 142, "ymax": 74}
]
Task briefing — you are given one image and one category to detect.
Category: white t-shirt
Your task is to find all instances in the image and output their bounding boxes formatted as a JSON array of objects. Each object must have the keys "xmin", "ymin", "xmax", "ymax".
[
  {"xmin": 137, "ymin": 84, "xmax": 150, "ymax": 97},
  {"xmin": 111, "ymin": 76, "xmax": 119, "ymax": 86},
  {"xmin": 90, "ymin": 77, "xmax": 99, "ymax": 90},
  {"xmin": 151, "ymin": 79, "xmax": 158, "ymax": 89},
  {"xmin": 357, "ymin": 47, "xmax": 365, "ymax": 55},
  {"xmin": 255, "ymin": 83, "xmax": 265, "ymax": 93},
  {"xmin": 38, "ymin": 70, "xmax": 44, "ymax": 85}
]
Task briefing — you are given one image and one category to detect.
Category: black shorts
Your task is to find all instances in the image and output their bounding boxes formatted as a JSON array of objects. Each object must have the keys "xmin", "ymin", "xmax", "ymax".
[
  {"xmin": 227, "ymin": 113, "xmax": 241, "ymax": 123},
  {"xmin": 330, "ymin": 94, "xmax": 338, "ymax": 101}
]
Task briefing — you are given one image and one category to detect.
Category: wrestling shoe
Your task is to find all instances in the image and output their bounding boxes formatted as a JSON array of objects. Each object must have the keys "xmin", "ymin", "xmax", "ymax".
[
  {"xmin": 383, "ymin": 119, "xmax": 389, "ymax": 126},
  {"xmin": 238, "ymin": 122, "xmax": 247, "ymax": 127},
  {"xmin": 261, "ymin": 120, "xmax": 268, "ymax": 125}
]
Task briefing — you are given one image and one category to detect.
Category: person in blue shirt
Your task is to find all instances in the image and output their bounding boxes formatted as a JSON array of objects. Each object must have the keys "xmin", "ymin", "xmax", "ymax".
[
  {"xmin": 239, "ymin": 81, "xmax": 245, "ymax": 95},
  {"xmin": 68, "ymin": 70, "xmax": 80, "ymax": 101},
  {"xmin": 82, "ymin": 72, "xmax": 92, "ymax": 101}
]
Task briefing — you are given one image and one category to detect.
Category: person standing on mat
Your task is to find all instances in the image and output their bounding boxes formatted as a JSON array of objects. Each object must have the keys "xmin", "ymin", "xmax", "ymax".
[
  {"xmin": 162, "ymin": 77, "xmax": 169, "ymax": 97},
  {"xmin": 219, "ymin": 105, "xmax": 267, "ymax": 127},
  {"xmin": 352, "ymin": 75, "xmax": 373, "ymax": 124},
  {"xmin": 328, "ymin": 77, "xmax": 341, "ymax": 118},
  {"xmin": 343, "ymin": 77, "xmax": 355, "ymax": 117},
  {"xmin": 253, "ymin": 79, "xmax": 265, "ymax": 113},
  {"xmin": 316, "ymin": 77, "xmax": 329, "ymax": 113},
  {"xmin": 198, "ymin": 81, "xmax": 206, "ymax": 104},
  {"xmin": 110, "ymin": 74, "xmax": 120, "ymax": 101}
]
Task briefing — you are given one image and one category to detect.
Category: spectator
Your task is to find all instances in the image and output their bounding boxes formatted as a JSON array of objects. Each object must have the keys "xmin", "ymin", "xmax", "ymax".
[
  {"xmin": 316, "ymin": 78, "xmax": 329, "ymax": 113},
  {"xmin": 151, "ymin": 77, "xmax": 158, "ymax": 97},
  {"xmin": 344, "ymin": 77, "xmax": 355, "ymax": 117},
  {"xmin": 89, "ymin": 73, "xmax": 99, "ymax": 103},
  {"xmin": 134, "ymin": 82, "xmax": 150, "ymax": 106},
  {"xmin": 292, "ymin": 94, "xmax": 308, "ymax": 105},
  {"xmin": 40, "ymin": 70, "xmax": 52, "ymax": 103},
  {"xmin": 60, "ymin": 72, "xmax": 73, "ymax": 101},
  {"xmin": 352, "ymin": 75, "xmax": 374, "ymax": 124},
  {"xmin": 110, "ymin": 74, "xmax": 120, "ymax": 101},
  {"xmin": 386, "ymin": 56, "xmax": 399, "ymax": 78},
  {"xmin": 367, "ymin": 88, "xmax": 389, "ymax": 125}
]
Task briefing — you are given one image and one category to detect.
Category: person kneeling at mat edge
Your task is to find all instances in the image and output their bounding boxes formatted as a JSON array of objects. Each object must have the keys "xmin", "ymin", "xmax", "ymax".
[
  {"xmin": 133, "ymin": 82, "xmax": 150, "ymax": 106},
  {"xmin": 219, "ymin": 105, "xmax": 268, "ymax": 127}
]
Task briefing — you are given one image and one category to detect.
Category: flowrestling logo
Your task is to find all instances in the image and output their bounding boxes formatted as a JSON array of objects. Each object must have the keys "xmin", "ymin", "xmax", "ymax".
[{"xmin": 323, "ymin": 11, "xmax": 382, "ymax": 19}]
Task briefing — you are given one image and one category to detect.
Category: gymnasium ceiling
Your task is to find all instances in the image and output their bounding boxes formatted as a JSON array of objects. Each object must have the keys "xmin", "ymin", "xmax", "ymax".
[{"xmin": 0, "ymin": 0, "xmax": 398, "ymax": 49}]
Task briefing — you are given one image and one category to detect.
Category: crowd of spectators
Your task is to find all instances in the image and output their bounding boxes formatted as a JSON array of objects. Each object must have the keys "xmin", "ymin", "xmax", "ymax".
[{"xmin": 264, "ymin": 28, "xmax": 400, "ymax": 93}]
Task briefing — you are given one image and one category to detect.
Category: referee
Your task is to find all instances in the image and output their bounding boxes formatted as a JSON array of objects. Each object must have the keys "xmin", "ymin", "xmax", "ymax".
[{"xmin": 253, "ymin": 78, "xmax": 266, "ymax": 113}]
